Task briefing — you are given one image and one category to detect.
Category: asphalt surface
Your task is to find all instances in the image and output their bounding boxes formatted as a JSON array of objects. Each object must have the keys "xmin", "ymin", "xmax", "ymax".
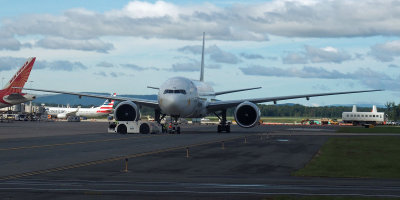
[{"xmin": 0, "ymin": 121, "xmax": 400, "ymax": 199}]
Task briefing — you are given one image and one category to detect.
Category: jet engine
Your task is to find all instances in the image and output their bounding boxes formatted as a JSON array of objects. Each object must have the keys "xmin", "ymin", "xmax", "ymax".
[
  {"xmin": 114, "ymin": 101, "xmax": 140, "ymax": 121},
  {"xmin": 234, "ymin": 101, "xmax": 260, "ymax": 128},
  {"xmin": 57, "ymin": 113, "xmax": 67, "ymax": 119}
]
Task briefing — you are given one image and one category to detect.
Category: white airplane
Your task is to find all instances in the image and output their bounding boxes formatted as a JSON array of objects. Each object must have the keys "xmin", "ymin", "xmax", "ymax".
[
  {"xmin": 0, "ymin": 57, "xmax": 36, "ymax": 108},
  {"xmin": 17, "ymin": 34, "xmax": 381, "ymax": 133},
  {"xmin": 45, "ymin": 93, "xmax": 116, "ymax": 119}
]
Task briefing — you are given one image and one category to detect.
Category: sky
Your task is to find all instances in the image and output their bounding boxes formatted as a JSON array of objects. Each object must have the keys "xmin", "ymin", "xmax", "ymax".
[{"xmin": 0, "ymin": 0, "xmax": 399, "ymax": 106}]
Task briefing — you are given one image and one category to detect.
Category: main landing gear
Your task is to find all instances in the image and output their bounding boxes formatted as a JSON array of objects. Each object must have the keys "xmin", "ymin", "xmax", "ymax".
[{"xmin": 214, "ymin": 109, "xmax": 231, "ymax": 133}]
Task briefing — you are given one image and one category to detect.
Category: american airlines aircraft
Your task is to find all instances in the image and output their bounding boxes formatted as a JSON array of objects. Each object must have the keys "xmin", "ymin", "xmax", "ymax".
[
  {"xmin": 0, "ymin": 57, "xmax": 36, "ymax": 108},
  {"xmin": 18, "ymin": 34, "xmax": 381, "ymax": 133},
  {"xmin": 45, "ymin": 93, "xmax": 116, "ymax": 119}
]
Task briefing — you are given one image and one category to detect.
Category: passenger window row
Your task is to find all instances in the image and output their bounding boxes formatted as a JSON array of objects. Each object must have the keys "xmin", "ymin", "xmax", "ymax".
[
  {"xmin": 163, "ymin": 89, "xmax": 187, "ymax": 94},
  {"xmin": 346, "ymin": 114, "xmax": 382, "ymax": 118}
]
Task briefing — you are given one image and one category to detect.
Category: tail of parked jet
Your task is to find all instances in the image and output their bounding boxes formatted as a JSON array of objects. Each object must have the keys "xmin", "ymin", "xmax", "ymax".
[
  {"xmin": 97, "ymin": 93, "xmax": 116, "ymax": 113},
  {"xmin": 2, "ymin": 57, "xmax": 36, "ymax": 94},
  {"xmin": 0, "ymin": 57, "xmax": 36, "ymax": 108},
  {"xmin": 200, "ymin": 32, "xmax": 205, "ymax": 82}
]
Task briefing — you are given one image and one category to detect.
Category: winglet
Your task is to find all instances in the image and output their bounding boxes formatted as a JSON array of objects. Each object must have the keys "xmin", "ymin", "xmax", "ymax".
[
  {"xmin": 200, "ymin": 32, "xmax": 205, "ymax": 82},
  {"xmin": 3, "ymin": 57, "xmax": 36, "ymax": 93}
]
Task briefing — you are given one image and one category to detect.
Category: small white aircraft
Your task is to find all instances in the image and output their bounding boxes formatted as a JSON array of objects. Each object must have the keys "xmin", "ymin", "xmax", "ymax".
[
  {"xmin": 45, "ymin": 93, "xmax": 116, "ymax": 119},
  {"xmin": 17, "ymin": 34, "xmax": 381, "ymax": 133}
]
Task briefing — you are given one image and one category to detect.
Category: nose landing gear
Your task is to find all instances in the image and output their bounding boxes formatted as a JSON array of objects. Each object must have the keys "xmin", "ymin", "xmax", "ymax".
[
  {"xmin": 167, "ymin": 116, "xmax": 181, "ymax": 134},
  {"xmin": 214, "ymin": 109, "xmax": 231, "ymax": 133}
]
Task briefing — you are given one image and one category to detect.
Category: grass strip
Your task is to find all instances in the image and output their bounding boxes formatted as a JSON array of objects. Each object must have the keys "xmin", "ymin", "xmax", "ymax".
[
  {"xmin": 294, "ymin": 136, "xmax": 400, "ymax": 179},
  {"xmin": 338, "ymin": 126, "xmax": 400, "ymax": 133},
  {"xmin": 263, "ymin": 196, "xmax": 400, "ymax": 200}
]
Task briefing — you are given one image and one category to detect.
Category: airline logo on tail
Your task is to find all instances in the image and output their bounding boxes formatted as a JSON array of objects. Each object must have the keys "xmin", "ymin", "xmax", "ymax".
[{"xmin": 97, "ymin": 93, "xmax": 116, "ymax": 113}]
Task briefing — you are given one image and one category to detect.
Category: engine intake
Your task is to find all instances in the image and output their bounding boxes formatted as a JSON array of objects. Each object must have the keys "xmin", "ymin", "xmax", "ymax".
[
  {"xmin": 234, "ymin": 101, "xmax": 260, "ymax": 128},
  {"xmin": 114, "ymin": 101, "xmax": 140, "ymax": 121}
]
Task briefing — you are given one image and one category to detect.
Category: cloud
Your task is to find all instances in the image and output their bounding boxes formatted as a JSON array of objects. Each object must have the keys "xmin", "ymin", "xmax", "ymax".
[
  {"xmin": 304, "ymin": 46, "xmax": 352, "ymax": 63},
  {"xmin": 121, "ymin": 64, "xmax": 159, "ymax": 71},
  {"xmin": 171, "ymin": 60, "xmax": 221, "ymax": 72},
  {"xmin": 240, "ymin": 65, "xmax": 350, "ymax": 79},
  {"xmin": 388, "ymin": 64, "xmax": 400, "ymax": 68},
  {"xmin": 93, "ymin": 71, "xmax": 107, "ymax": 77},
  {"xmin": 172, "ymin": 62, "xmax": 199, "ymax": 72},
  {"xmin": 93, "ymin": 71, "xmax": 126, "ymax": 77},
  {"xmin": 0, "ymin": 57, "xmax": 27, "ymax": 71},
  {"xmin": 370, "ymin": 40, "xmax": 400, "ymax": 62},
  {"xmin": 282, "ymin": 46, "xmax": 352, "ymax": 64},
  {"xmin": 0, "ymin": 56, "xmax": 88, "ymax": 72},
  {"xmin": 282, "ymin": 52, "xmax": 308, "ymax": 64},
  {"xmin": 36, "ymin": 37, "xmax": 114, "ymax": 53},
  {"xmin": 312, "ymin": 84, "xmax": 331, "ymax": 91},
  {"xmin": 1, "ymin": 0, "xmax": 400, "ymax": 49},
  {"xmin": 178, "ymin": 45, "xmax": 241, "ymax": 64},
  {"xmin": 240, "ymin": 65, "xmax": 397, "ymax": 90},
  {"xmin": 36, "ymin": 60, "xmax": 88, "ymax": 71},
  {"xmin": 240, "ymin": 53, "xmax": 264, "ymax": 59},
  {"xmin": 96, "ymin": 61, "xmax": 114, "ymax": 68}
]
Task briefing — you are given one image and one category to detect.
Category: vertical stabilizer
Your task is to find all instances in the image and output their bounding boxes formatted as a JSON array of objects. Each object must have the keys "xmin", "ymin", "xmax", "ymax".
[
  {"xmin": 200, "ymin": 32, "xmax": 205, "ymax": 82},
  {"xmin": 352, "ymin": 105, "xmax": 357, "ymax": 112},
  {"xmin": 3, "ymin": 57, "xmax": 36, "ymax": 93},
  {"xmin": 372, "ymin": 105, "xmax": 377, "ymax": 113}
]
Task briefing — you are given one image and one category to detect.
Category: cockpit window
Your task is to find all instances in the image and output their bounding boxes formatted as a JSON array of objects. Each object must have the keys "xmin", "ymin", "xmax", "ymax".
[{"xmin": 163, "ymin": 89, "xmax": 186, "ymax": 94}]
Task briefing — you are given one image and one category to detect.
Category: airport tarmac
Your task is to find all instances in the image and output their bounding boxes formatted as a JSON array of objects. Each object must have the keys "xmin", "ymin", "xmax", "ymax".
[{"xmin": 1, "ymin": 121, "xmax": 400, "ymax": 199}]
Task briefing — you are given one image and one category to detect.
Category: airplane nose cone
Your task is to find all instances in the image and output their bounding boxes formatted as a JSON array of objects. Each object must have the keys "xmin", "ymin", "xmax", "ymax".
[{"xmin": 160, "ymin": 95, "xmax": 186, "ymax": 115}]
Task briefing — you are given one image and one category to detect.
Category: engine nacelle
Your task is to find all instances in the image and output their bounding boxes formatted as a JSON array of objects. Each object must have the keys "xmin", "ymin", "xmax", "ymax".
[
  {"xmin": 57, "ymin": 113, "xmax": 67, "ymax": 119},
  {"xmin": 234, "ymin": 101, "xmax": 261, "ymax": 128},
  {"xmin": 114, "ymin": 101, "xmax": 140, "ymax": 121}
]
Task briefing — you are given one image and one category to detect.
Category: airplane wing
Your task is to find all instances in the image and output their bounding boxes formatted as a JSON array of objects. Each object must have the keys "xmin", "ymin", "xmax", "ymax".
[
  {"xmin": 206, "ymin": 89, "xmax": 382, "ymax": 112},
  {"xmin": 214, "ymin": 87, "xmax": 261, "ymax": 96},
  {"xmin": 14, "ymin": 87, "xmax": 160, "ymax": 109}
]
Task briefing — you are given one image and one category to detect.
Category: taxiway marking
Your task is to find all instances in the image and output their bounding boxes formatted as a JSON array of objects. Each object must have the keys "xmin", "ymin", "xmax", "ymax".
[
  {"xmin": 0, "ymin": 134, "xmax": 252, "ymax": 181},
  {"xmin": 0, "ymin": 135, "xmax": 161, "ymax": 151}
]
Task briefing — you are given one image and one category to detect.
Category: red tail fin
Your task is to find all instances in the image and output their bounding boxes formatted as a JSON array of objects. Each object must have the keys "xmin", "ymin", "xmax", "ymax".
[{"xmin": 3, "ymin": 57, "xmax": 36, "ymax": 93}]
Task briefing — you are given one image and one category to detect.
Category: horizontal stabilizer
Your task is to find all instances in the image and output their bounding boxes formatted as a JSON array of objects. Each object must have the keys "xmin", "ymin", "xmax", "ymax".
[
  {"xmin": 215, "ymin": 87, "xmax": 262, "ymax": 96},
  {"xmin": 147, "ymin": 86, "xmax": 159, "ymax": 90},
  {"xmin": 3, "ymin": 93, "xmax": 25, "ymax": 100}
]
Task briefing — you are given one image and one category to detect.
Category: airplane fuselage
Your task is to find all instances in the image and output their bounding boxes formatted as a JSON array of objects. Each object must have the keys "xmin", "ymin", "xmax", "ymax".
[
  {"xmin": 158, "ymin": 77, "xmax": 214, "ymax": 118},
  {"xmin": 46, "ymin": 107, "xmax": 113, "ymax": 118}
]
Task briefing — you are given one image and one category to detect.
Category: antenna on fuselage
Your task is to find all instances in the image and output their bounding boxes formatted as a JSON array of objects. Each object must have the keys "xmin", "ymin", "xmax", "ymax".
[{"xmin": 200, "ymin": 32, "xmax": 205, "ymax": 82}]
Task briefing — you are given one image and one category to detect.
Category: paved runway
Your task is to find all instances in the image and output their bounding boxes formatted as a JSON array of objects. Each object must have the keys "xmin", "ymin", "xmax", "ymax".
[{"xmin": 0, "ymin": 121, "xmax": 399, "ymax": 199}]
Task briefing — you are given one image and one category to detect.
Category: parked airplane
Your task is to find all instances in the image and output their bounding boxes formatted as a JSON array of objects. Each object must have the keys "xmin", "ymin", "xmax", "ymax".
[
  {"xmin": 45, "ymin": 93, "xmax": 116, "ymax": 119},
  {"xmin": 0, "ymin": 57, "xmax": 36, "ymax": 108},
  {"xmin": 17, "ymin": 34, "xmax": 382, "ymax": 133}
]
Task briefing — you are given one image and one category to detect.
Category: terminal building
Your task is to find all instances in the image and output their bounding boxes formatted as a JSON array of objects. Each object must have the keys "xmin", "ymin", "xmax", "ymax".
[{"xmin": 342, "ymin": 105, "xmax": 385, "ymax": 125}]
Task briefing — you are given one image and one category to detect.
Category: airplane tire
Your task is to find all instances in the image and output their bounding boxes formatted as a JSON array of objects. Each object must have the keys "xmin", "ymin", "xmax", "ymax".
[
  {"xmin": 140, "ymin": 123, "xmax": 150, "ymax": 134},
  {"xmin": 217, "ymin": 125, "xmax": 222, "ymax": 133},
  {"xmin": 117, "ymin": 124, "xmax": 127, "ymax": 134},
  {"xmin": 226, "ymin": 125, "xmax": 230, "ymax": 133}
]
